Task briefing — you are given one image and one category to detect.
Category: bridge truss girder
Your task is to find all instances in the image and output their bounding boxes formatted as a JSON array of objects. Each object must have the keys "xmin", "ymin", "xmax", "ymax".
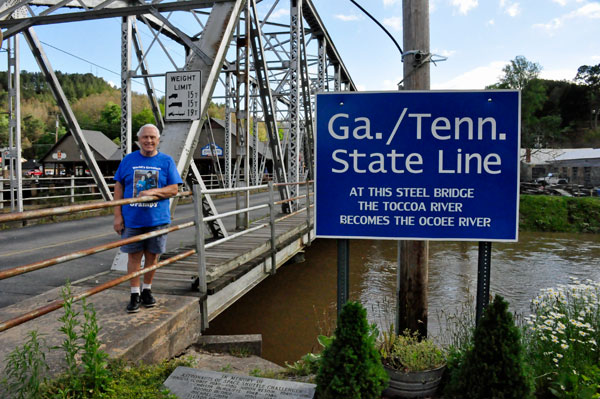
[{"xmin": 0, "ymin": 0, "xmax": 356, "ymax": 221}]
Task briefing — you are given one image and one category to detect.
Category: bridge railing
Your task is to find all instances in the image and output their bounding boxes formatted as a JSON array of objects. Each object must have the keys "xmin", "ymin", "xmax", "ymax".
[
  {"xmin": 0, "ymin": 173, "xmax": 244, "ymax": 211},
  {"xmin": 0, "ymin": 180, "xmax": 314, "ymax": 333},
  {"xmin": 0, "ymin": 176, "xmax": 115, "ymax": 210}
]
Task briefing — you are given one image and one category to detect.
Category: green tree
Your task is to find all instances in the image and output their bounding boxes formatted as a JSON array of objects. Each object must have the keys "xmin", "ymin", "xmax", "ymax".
[
  {"xmin": 574, "ymin": 63, "xmax": 600, "ymax": 129},
  {"xmin": 488, "ymin": 56, "xmax": 550, "ymax": 148},
  {"xmin": 34, "ymin": 133, "xmax": 58, "ymax": 159},
  {"xmin": 96, "ymin": 102, "xmax": 121, "ymax": 140},
  {"xmin": 497, "ymin": 56, "xmax": 542, "ymax": 90},
  {"xmin": 22, "ymin": 115, "xmax": 47, "ymax": 158},
  {"xmin": 445, "ymin": 295, "xmax": 533, "ymax": 399},
  {"xmin": 316, "ymin": 301, "xmax": 388, "ymax": 399},
  {"xmin": 0, "ymin": 113, "xmax": 9, "ymax": 147},
  {"xmin": 132, "ymin": 108, "xmax": 155, "ymax": 133}
]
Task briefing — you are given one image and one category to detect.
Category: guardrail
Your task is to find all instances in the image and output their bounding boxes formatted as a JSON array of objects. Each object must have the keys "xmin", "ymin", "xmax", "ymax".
[
  {"xmin": 0, "ymin": 173, "xmax": 275, "ymax": 210},
  {"xmin": 0, "ymin": 180, "xmax": 314, "ymax": 333},
  {"xmin": 0, "ymin": 176, "xmax": 114, "ymax": 210}
]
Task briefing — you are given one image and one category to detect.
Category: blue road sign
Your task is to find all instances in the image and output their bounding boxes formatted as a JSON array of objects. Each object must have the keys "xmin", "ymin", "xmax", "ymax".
[{"xmin": 315, "ymin": 90, "xmax": 521, "ymax": 242}]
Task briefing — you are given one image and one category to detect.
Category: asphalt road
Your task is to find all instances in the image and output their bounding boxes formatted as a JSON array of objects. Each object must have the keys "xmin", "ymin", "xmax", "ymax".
[{"xmin": 0, "ymin": 191, "xmax": 278, "ymax": 309}]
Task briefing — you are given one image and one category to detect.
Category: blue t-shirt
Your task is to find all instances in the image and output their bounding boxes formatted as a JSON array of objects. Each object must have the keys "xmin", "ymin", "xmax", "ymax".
[{"xmin": 114, "ymin": 151, "xmax": 183, "ymax": 228}]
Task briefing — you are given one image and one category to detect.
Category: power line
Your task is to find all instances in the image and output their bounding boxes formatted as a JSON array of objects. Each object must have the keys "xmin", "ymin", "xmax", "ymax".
[
  {"xmin": 40, "ymin": 40, "xmax": 121, "ymax": 78},
  {"xmin": 39, "ymin": 40, "xmax": 165, "ymax": 94},
  {"xmin": 348, "ymin": 0, "xmax": 403, "ymax": 55}
]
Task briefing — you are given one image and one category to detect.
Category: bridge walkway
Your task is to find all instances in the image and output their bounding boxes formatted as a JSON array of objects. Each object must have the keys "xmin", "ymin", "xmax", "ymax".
[{"xmin": 0, "ymin": 211, "xmax": 314, "ymax": 376}]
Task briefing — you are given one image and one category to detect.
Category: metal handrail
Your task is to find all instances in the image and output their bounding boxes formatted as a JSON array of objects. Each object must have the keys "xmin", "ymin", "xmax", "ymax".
[
  {"xmin": 0, "ymin": 221, "xmax": 195, "ymax": 280},
  {"xmin": 0, "ymin": 191, "xmax": 193, "ymax": 223},
  {"xmin": 0, "ymin": 180, "xmax": 314, "ymax": 332},
  {"xmin": 0, "ymin": 249, "xmax": 196, "ymax": 333}
]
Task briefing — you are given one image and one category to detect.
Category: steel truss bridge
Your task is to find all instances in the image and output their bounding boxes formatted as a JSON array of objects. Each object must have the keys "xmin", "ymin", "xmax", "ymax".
[{"xmin": 0, "ymin": 0, "xmax": 356, "ymax": 239}]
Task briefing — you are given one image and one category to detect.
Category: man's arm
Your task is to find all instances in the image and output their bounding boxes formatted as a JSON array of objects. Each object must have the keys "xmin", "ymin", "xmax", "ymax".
[
  {"xmin": 138, "ymin": 184, "xmax": 179, "ymax": 199},
  {"xmin": 113, "ymin": 181, "xmax": 124, "ymax": 234}
]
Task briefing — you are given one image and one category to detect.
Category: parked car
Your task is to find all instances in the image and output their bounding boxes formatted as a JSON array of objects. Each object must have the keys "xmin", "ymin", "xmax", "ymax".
[
  {"xmin": 535, "ymin": 173, "xmax": 568, "ymax": 185},
  {"xmin": 25, "ymin": 169, "xmax": 43, "ymax": 177}
]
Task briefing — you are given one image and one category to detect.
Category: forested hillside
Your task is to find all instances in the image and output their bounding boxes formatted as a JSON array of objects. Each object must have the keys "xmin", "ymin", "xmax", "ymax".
[
  {"xmin": 0, "ymin": 71, "xmax": 230, "ymax": 160},
  {"xmin": 1, "ymin": 61, "xmax": 599, "ymax": 161}
]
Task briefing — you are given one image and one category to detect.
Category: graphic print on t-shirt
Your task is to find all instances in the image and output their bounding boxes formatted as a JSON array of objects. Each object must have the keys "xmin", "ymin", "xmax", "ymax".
[{"xmin": 133, "ymin": 169, "xmax": 159, "ymax": 197}]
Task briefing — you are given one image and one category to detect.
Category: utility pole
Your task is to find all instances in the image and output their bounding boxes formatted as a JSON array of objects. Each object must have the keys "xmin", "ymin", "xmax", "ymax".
[{"xmin": 397, "ymin": 0, "xmax": 430, "ymax": 338}]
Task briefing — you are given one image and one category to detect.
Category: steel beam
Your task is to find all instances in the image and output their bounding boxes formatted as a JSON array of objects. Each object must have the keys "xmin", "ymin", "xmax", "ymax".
[
  {"xmin": 7, "ymin": 35, "xmax": 23, "ymax": 212},
  {"xmin": 23, "ymin": 27, "xmax": 112, "ymax": 200},
  {"xmin": 301, "ymin": 0, "xmax": 356, "ymax": 91},
  {"xmin": 249, "ymin": 0, "xmax": 290, "ymax": 207},
  {"xmin": 0, "ymin": 1, "xmax": 233, "ymax": 38},
  {"xmin": 224, "ymin": 72, "xmax": 233, "ymax": 188},
  {"xmin": 120, "ymin": 15, "xmax": 132, "ymax": 156},
  {"xmin": 131, "ymin": 19, "xmax": 164, "ymax": 131},
  {"xmin": 288, "ymin": 0, "xmax": 300, "ymax": 209}
]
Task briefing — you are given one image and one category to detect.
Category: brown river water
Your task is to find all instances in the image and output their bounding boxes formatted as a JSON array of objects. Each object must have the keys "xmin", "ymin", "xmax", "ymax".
[{"xmin": 205, "ymin": 232, "xmax": 600, "ymax": 366}]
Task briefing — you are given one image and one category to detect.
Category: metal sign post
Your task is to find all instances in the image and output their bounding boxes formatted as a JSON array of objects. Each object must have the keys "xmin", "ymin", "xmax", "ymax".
[
  {"xmin": 476, "ymin": 241, "xmax": 492, "ymax": 325},
  {"xmin": 337, "ymin": 239, "xmax": 350, "ymax": 317}
]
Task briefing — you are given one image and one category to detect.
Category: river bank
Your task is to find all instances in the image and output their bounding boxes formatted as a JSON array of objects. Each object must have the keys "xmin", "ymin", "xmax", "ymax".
[{"xmin": 519, "ymin": 194, "xmax": 600, "ymax": 233}]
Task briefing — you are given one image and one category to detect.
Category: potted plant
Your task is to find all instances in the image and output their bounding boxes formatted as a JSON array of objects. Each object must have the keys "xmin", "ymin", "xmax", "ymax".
[{"xmin": 378, "ymin": 326, "xmax": 446, "ymax": 398}]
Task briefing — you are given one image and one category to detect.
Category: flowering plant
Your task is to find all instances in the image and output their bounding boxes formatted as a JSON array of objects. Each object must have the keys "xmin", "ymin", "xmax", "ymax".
[{"xmin": 525, "ymin": 278, "xmax": 600, "ymax": 395}]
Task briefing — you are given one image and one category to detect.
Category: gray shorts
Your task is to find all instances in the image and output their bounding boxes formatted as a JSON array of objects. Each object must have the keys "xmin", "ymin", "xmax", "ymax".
[{"xmin": 120, "ymin": 224, "xmax": 169, "ymax": 254}]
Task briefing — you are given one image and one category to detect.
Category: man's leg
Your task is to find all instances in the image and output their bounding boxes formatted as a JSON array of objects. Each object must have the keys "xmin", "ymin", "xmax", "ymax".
[
  {"xmin": 140, "ymin": 250, "xmax": 159, "ymax": 307},
  {"xmin": 142, "ymin": 250, "xmax": 159, "ymax": 285},
  {"xmin": 126, "ymin": 251, "xmax": 144, "ymax": 313}
]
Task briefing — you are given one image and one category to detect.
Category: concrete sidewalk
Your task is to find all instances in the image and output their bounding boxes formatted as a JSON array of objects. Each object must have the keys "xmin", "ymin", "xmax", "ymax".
[{"xmin": 0, "ymin": 275, "xmax": 202, "ymax": 377}]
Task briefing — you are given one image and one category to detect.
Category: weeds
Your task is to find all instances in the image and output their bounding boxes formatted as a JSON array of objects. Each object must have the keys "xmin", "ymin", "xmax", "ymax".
[
  {"xmin": 56, "ymin": 284, "xmax": 81, "ymax": 382},
  {"xmin": 2, "ymin": 330, "xmax": 49, "ymax": 399},
  {"xmin": 80, "ymin": 299, "xmax": 110, "ymax": 394},
  {"xmin": 2, "ymin": 282, "xmax": 190, "ymax": 398},
  {"xmin": 228, "ymin": 346, "xmax": 253, "ymax": 358}
]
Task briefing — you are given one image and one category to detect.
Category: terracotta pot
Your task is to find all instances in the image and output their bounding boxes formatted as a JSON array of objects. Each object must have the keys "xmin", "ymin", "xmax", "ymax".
[{"xmin": 382, "ymin": 365, "xmax": 445, "ymax": 398}]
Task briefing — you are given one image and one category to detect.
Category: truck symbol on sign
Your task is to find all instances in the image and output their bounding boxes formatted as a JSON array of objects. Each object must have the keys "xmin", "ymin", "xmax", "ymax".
[
  {"xmin": 169, "ymin": 101, "xmax": 182, "ymax": 108},
  {"xmin": 168, "ymin": 111, "xmax": 185, "ymax": 117},
  {"xmin": 168, "ymin": 93, "xmax": 178, "ymax": 99}
]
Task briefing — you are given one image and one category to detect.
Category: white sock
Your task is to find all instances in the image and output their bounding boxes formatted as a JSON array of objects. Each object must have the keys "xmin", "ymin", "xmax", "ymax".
[
  {"xmin": 131, "ymin": 286, "xmax": 140, "ymax": 294},
  {"xmin": 142, "ymin": 283, "xmax": 152, "ymax": 291}
]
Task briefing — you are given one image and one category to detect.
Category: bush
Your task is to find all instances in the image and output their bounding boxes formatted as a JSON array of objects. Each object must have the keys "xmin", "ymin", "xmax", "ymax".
[
  {"xmin": 316, "ymin": 301, "xmax": 388, "ymax": 399},
  {"xmin": 444, "ymin": 295, "xmax": 533, "ymax": 398}
]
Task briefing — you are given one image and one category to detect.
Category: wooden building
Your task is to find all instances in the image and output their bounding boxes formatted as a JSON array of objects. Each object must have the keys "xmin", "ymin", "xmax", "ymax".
[{"xmin": 40, "ymin": 119, "xmax": 273, "ymax": 180}]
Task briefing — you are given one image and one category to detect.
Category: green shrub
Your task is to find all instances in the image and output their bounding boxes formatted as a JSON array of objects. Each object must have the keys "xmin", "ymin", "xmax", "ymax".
[
  {"xmin": 444, "ymin": 295, "xmax": 533, "ymax": 399},
  {"xmin": 316, "ymin": 301, "xmax": 388, "ymax": 399}
]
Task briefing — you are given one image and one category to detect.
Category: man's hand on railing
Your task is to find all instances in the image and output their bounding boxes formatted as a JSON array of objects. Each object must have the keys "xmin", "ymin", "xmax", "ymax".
[{"xmin": 137, "ymin": 184, "xmax": 179, "ymax": 199}]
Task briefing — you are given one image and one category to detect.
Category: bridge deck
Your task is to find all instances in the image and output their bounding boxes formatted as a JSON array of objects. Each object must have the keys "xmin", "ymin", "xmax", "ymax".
[{"xmin": 77, "ymin": 211, "xmax": 313, "ymax": 299}]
